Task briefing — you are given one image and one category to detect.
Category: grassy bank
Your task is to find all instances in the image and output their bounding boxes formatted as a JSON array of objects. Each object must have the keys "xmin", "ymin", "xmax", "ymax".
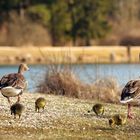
[
  {"xmin": 0, "ymin": 46, "xmax": 140, "ymax": 64},
  {"xmin": 0, "ymin": 93, "xmax": 140, "ymax": 140}
]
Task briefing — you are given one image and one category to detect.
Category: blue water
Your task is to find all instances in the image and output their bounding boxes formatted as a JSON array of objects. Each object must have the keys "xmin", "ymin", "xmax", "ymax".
[{"xmin": 0, "ymin": 64, "xmax": 140, "ymax": 92}]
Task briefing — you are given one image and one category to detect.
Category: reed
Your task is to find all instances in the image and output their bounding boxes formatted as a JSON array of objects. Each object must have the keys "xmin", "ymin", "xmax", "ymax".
[{"xmin": 37, "ymin": 65, "xmax": 120, "ymax": 103}]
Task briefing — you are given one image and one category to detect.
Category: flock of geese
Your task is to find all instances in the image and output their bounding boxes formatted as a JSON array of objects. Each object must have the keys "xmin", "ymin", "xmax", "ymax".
[{"xmin": 0, "ymin": 63, "xmax": 139, "ymax": 126}]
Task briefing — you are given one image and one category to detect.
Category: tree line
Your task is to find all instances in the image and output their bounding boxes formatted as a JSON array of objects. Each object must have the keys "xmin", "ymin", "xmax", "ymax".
[{"xmin": 0, "ymin": 0, "xmax": 140, "ymax": 46}]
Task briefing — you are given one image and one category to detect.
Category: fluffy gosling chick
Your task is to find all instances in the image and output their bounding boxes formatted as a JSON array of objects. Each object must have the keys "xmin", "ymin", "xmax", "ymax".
[
  {"xmin": 88, "ymin": 103, "xmax": 104, "ymax": 116},
  {"xmin": 109, "ymin": 114, "xmax": 126, "ymax": 127},
  {"xmin": 10, "ymin": 103, "xmax": 25, "ymax": 119},
  {"xmin": 35, "ymin": 97, "xmax": 46, "ymax": 112}
]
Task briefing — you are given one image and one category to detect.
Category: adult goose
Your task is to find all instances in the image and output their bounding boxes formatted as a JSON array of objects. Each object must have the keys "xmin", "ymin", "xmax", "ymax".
[
  {"xmin": 0, "ymin": 63, "xmax": 29, "ymax": 104},
  {"xmin": 120, "ymin": 80, "xmax": 140, "ymax": 119}
]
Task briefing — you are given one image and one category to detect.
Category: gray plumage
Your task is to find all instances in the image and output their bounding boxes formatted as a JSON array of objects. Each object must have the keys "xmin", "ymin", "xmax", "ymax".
[
  {"xmin": 121, "ymin": 80, "xmax": 140, "ymax": 103},
  {"xmin": 0, "ymin": 63, "xmax": 29, "ymax": 104},
  {"xmin": 120, "ymin": 79, "xmax": 140, "ymax": 119}
]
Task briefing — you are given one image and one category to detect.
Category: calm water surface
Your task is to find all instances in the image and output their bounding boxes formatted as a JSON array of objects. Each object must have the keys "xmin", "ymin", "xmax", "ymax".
[{"xmin": 0, "ymin": 64, "xmax": 140, "ymax": 92}]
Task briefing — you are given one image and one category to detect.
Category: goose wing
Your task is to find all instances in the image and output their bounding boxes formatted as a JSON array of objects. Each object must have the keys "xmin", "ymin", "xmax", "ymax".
[
  {"xmin": 121, "ymin": 80, "xmax": 140, "ymax": 103},
  {"xmin": 0, "ymin": 73, "xmax": 26, "ymax": 89}
]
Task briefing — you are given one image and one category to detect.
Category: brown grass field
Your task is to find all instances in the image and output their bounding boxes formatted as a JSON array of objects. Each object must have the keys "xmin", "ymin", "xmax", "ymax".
[
  {"xmin": 0, "ymin": 46, "xmax": 140, "ymax": 64},
  {"xmin": 0, "ymin": 93, "xmax": 140, "ymax": 140}
]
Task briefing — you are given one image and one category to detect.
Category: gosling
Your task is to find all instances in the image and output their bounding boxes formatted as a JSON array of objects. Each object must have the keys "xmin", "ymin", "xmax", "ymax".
[
  {"xmin": 109, "ymin": 114, "xmax": 126, "ymax": 127},
  {"xmin": 35, "ymin": 97, "xmax": 46, "ymax": 112},
  {"xmin": 10, "ymin": 103, "xmax": 25, "ymax": 119},
  {"xmin": 88, "ymin": 103, "xmax": 104, "ymax": 117}
]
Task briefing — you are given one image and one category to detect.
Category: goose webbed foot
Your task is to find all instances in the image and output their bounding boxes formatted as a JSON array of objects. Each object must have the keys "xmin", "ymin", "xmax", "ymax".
[
  {"xmin": 16, "ymin": 95, "xmax": 20, "ymax": 103},
  {"xmin": 127, "ymin": 113, "xmax": 134, "ymax": 119},
  {"xmin": 7, "ymin": 97, "xmax": 11, "ymax": 107},
  {"xmin": 127, "ymin": 104, "xmax": 134, "ymax": 119}
]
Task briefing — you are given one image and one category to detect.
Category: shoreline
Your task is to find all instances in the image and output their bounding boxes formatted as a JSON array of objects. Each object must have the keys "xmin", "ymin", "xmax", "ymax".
[{"xmin": 0, "ymin": 46, "xmax": 139, "ymax": 64}]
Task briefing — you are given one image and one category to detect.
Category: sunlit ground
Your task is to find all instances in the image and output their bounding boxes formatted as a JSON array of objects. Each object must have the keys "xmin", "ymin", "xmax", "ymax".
[{"xmin": 0, "ymin": 93, "xmax": 140, "ymax": 140}]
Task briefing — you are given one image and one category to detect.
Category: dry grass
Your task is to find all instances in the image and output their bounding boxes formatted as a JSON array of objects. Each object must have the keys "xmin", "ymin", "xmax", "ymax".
[
  {"xmin": 38, "ymin": 65, "xmax": 85, "ymax": 98},
  {"xmin": 91, "ymin": 77, "xmax": 120, "ymax": 103},
  {"xmin": 131, "ymin": 47, "xmax": 140, "ymax": 63},
  {"xmin": 0, "ymin": 46, "xmax": 130, "ymax": 65},
  {"xmin": 38, "ymin": 66, "xmax": 120, "ymax": 103},
  {"xmin": 0, "ymin": 46, "xmax": 139, "ymax": 64}
]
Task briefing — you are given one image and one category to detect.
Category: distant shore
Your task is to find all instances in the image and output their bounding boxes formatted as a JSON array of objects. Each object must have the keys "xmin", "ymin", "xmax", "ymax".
[{"xmin": 0, "ymin": 46, "xmax": 140, "ymax": 64}]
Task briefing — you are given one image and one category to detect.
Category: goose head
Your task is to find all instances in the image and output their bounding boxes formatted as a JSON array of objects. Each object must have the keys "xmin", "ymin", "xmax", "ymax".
[{"xmin": 18, "ymin": 63, "xmax": 29, "ymax": 74}]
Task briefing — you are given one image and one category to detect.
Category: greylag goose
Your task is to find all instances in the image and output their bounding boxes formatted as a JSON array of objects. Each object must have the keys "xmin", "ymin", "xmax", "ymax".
[
  {"xmin": 0, "ymin": 63, "xmax": 29, "ymax": 104},
  {"xmin": 120, "ymin": 80, "xmax": 140, "ymax": 119}
]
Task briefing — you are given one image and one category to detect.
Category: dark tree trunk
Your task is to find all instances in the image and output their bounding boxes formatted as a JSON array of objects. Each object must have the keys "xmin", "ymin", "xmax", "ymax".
[{"xmin": 85, "ymin": 36, "xmax": 91, "ymax": 46}]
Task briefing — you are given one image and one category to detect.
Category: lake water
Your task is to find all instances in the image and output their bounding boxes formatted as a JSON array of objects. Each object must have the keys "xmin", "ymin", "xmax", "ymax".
[{"xmin": 0, "ymin": 64, "xmax": 140, "ymax": 92}]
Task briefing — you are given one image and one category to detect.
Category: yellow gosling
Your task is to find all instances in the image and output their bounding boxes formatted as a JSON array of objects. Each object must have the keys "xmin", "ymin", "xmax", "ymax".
[{"xmin": 35, "ymin": 97, "xmax": 46, "ymax": 112}]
